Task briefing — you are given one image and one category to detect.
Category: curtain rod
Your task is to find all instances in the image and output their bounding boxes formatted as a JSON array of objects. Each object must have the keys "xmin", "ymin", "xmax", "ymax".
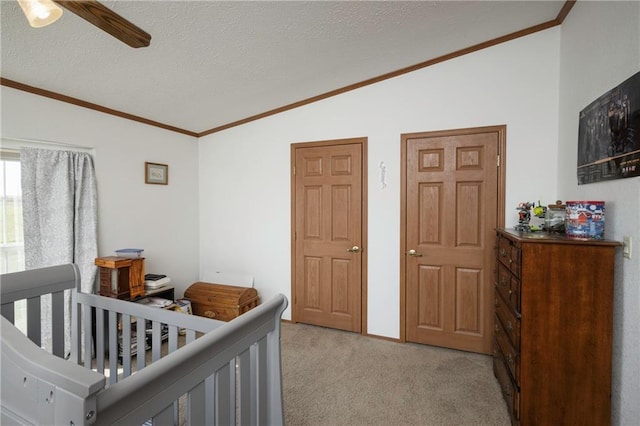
[{"xmin": 1, "ymin": 136, "xmax": 93, "ymax": 151}]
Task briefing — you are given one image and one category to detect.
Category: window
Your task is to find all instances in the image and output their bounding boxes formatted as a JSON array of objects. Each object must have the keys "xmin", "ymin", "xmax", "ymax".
[
  {"xmin": 1, "ymin": 150, "xmax": 26, "ymax": 332},
  {"xmin": 0, "ymin": 151, "xmax": 24, "ymax": 274}
]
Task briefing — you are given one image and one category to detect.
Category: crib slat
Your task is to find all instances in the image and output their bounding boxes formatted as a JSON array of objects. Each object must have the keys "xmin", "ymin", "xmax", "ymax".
[
  {"xmin": 205, "ymin": 374, "xmax": 215, "ymax": 425},
  {"xmin": 186, "ymin": 329, "xmax": 196, "ymax": 344},
  {"xmin": 137, "ymin": 316, "xmax": 147, "ymax": 370},
  {"xmin": 215, "ymin": 361, "xmax": 234, "ymax": 425},
  {"xmin": 252, "ymin": 336, "xmax": 268, "ymax": 425},
  {"xmin": 237, "ymin": 348, "xmax": 251, "ymax": 424},
  {"xmin": 168, "ymin": 324, "xmax": 178, "ymax": 353},
  {"xmin": 151, "ymin": 404, "xmax": 173, "ymax": 425},
  {"xmin": 187, "ymin": 380, "xmax": 206, "ymax": 425},
  {"xmin": 51, "ymin": 290, "xmax": 65, "ymax": 357},
  {"xmin": 26, "ymin": 296, "xmax": 41, "ymax": 346},
  {"xmin": 108, "ymin": 310, "xmax": 119, "ymax": 385},
  {"xmin": 166, "ymin": 325, "xmax": 180, "ymax": 424},
  {"xmin": 80, "ymin": 305, "xmax": 97, "ymax": 373},
  {"xmin": 151, "ymin": 321, "xmax": 162, "ymax": 362},
  {"xmin": 1, "ymin": 303, "xmax": 15, "ymax": 323},
  {"xmin": 121, "ymin": 314, "xmax": 132, "ymax": 377},
  {"xmin": 94, "ymin": 307, "xmax": 105, "ymax": 370},
  {"xmin": 70, "ymin": 284, "xmax": 79, "ymax": 363}
]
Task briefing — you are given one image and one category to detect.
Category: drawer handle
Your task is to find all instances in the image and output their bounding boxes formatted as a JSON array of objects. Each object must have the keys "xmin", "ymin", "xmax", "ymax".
[
  {"xmin": 504, "ymin": 386, "xmax": 512, "ymax": 398},
  {"xmin": 508, "ymin": 258, "xmax": 513, "ymax": 264},
  {"xmin": 499, "ymin": 248, "xmax": 507, "ymax": 257},
  {"xmin": 507, "ymin": 353, "xmax": 514, "ymax": 365},
  {"xmin": 507, "ymin": 321, "xmax": 513, "ymax": 332},
  {"xmin": 494, "ymin": 324, "xmax": 500, "ymax": 334},
  {"xmin": 500, "ymin": 277, "xmax": 508, "ymax": 286}
]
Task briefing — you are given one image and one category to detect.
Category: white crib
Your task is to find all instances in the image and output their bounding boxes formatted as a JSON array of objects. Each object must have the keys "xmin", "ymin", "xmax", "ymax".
[{"xmin": 0, "ymin": 264, "xmax": 287, "ymax": 425}]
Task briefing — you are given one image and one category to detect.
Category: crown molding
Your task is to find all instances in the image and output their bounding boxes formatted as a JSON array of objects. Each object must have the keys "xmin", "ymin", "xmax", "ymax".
[{"xmin": 2, "ymin": 1, "xmax": 575, "ymax": 138}]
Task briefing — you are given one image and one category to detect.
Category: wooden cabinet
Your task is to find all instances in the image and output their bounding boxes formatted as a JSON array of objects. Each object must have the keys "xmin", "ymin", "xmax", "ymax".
[
  {"xmin": 96, "ymin": 256, "xmax": 145, "ymax": 299},
  {"xmin": 493, "ymin": 228, "xmax": 619, "ymax": 426}
]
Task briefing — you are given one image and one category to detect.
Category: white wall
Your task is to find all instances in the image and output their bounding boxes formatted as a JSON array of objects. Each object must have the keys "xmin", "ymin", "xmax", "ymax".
[
  {"xmin": 1, "ymin": 87, "xmax": 201, "ymax": 296},
  {"xmin": 199, "ymin": 28, "xmax": 561, "ymax": 338},
  {"xmin": 557, "ymin": 2, "xmax": 640, "ymax": 425}
]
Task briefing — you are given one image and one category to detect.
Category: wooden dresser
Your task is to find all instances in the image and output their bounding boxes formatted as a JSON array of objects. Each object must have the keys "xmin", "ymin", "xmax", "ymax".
[{"xmin": 493, "ymin": 228, "xmax": 619, "ymax": 425}]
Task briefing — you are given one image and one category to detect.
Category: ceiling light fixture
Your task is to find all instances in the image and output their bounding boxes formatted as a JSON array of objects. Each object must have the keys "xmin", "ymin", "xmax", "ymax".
[{"xmin": 17, "ymin": 0, "xmax": 63, "ymax": 28}]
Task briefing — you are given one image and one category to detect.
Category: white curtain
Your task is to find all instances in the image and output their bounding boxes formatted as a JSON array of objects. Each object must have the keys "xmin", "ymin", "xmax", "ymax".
[{"xmin": 20, "ymin": 147, "xmax": 98, "ymax": 352}]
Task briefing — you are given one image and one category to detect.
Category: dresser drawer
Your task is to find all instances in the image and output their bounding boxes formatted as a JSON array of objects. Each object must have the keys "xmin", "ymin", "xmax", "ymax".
[
  {"xmin": 494, "ymin": 341, "xmax": 521, "ymax": 422},
  {"xmin": 495, "ymin": 262, "xmax": 521, "ymax": 313},
  {"xmin": 494, "ymin": 314, "xmax": 520, "ymax": 385},
  {"xmin": 495, "ymin": 291, "xmax": 521, "ymax": 350},
  {"xmin": 497, "ymin": 236, "xmax": 521, "ymax": 277},
  {"xmin": 509, "ymin": 275, "xmax": 521, "ymax": 314}
]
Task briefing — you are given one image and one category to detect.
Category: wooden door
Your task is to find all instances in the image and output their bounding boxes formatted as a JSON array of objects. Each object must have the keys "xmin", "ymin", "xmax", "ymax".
[
  {"xmin": 402, "ymin": 126, "xmax": 504, "ymax": 354},
  {"xmin": 292, "ymin": 139, "xmax": 366, "ymax": 333}
]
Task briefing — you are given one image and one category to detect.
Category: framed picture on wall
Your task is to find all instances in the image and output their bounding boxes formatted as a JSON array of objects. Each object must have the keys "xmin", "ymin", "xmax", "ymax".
[
  {"xmin": 145, "ymin": 162, "xmax": 168, "ymax": 185},
  {"xmin": 577, "ymin": 70, "xmax": 640, "ymax": 184}
]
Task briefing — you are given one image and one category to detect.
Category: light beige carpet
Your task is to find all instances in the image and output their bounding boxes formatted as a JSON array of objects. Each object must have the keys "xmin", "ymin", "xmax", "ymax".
[{"xmin": 281, "ymin": 322, "xmax": 510, "ymax": 426}]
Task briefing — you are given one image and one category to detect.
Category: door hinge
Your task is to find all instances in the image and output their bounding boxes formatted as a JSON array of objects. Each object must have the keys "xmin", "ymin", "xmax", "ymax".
[
  {"xmin": 293, "ymin": 166, "xmax": 296, "ymax": 175},
  {"xmin": 496, "ymin": 155, "xmax": 500, "ymax": 167}
]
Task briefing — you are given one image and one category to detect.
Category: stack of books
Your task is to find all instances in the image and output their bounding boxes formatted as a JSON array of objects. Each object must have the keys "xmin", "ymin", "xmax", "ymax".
[
  {"xmin": 137, "ymin": 296, "xmax": 173, "ymax": 308},
  {"xmin": 145, "ymin": 273, "xmax": 171, "ymax": 289},
  {"xmin": 115, "ymin": 248, "xmax": 144, "ymax": 258}
]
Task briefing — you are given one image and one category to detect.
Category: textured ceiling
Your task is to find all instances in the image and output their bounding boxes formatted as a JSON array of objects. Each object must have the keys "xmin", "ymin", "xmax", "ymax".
[{"xmin": 1, "ymin": 1, "xmax": 566, "ymax": 135}]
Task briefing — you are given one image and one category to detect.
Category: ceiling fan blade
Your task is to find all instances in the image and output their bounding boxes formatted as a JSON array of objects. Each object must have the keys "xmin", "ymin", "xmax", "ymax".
[{"xmin": 53, "ymin": 0, "xmax": 151, "ymax": 48}]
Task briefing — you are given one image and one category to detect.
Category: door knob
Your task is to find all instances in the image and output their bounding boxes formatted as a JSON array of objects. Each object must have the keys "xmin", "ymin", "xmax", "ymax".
[
  {"xmin": 408, "ymin": 249, "xmax": 422, "ymax": 257},
  {"xmin": 347, "ymin": 246, "xmax": 361, "ymax": 253}
]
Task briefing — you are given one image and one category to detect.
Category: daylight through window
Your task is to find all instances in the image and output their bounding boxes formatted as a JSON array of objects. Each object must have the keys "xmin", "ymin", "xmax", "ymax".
[{"xmin": 0, "ymin": 151, "xmax": 24, "ymax": 273}]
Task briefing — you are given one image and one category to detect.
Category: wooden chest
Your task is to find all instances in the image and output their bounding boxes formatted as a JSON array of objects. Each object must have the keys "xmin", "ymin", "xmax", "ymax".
[{"xmin": 184, "ymin": 282, "xmax": 259, "ymax": 321}]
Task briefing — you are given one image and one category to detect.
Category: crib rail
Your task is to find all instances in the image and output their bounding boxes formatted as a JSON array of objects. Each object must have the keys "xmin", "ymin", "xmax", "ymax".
[
  {"xmin": 1, "ymin": 265, "xmax": 288, "ymax": 425},
  {"xmin": 1, "ymin": 263, "xmax": 78, "ymax": 357},
  {"xmin": 93, "ymin": 294, "xmax": 287, "ymax": 425},
  {"xmin": 1, "ymin": 264, "xmax": 103, "ymax": 425},
  {"xmin": 72, "ymin": 290, "xmax": 225, "ymax": 384}
]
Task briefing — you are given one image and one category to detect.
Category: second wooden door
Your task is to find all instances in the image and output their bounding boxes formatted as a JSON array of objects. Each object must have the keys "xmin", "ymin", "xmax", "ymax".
[{"xmin": 403, "ymin": 126, "xmax": 504, "ymax": 354}]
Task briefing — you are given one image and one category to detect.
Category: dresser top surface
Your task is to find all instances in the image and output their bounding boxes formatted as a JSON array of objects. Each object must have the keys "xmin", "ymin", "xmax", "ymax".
[{"xmin": 497, "ymin": 228, "xmax": 622, "ymax": 246}]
